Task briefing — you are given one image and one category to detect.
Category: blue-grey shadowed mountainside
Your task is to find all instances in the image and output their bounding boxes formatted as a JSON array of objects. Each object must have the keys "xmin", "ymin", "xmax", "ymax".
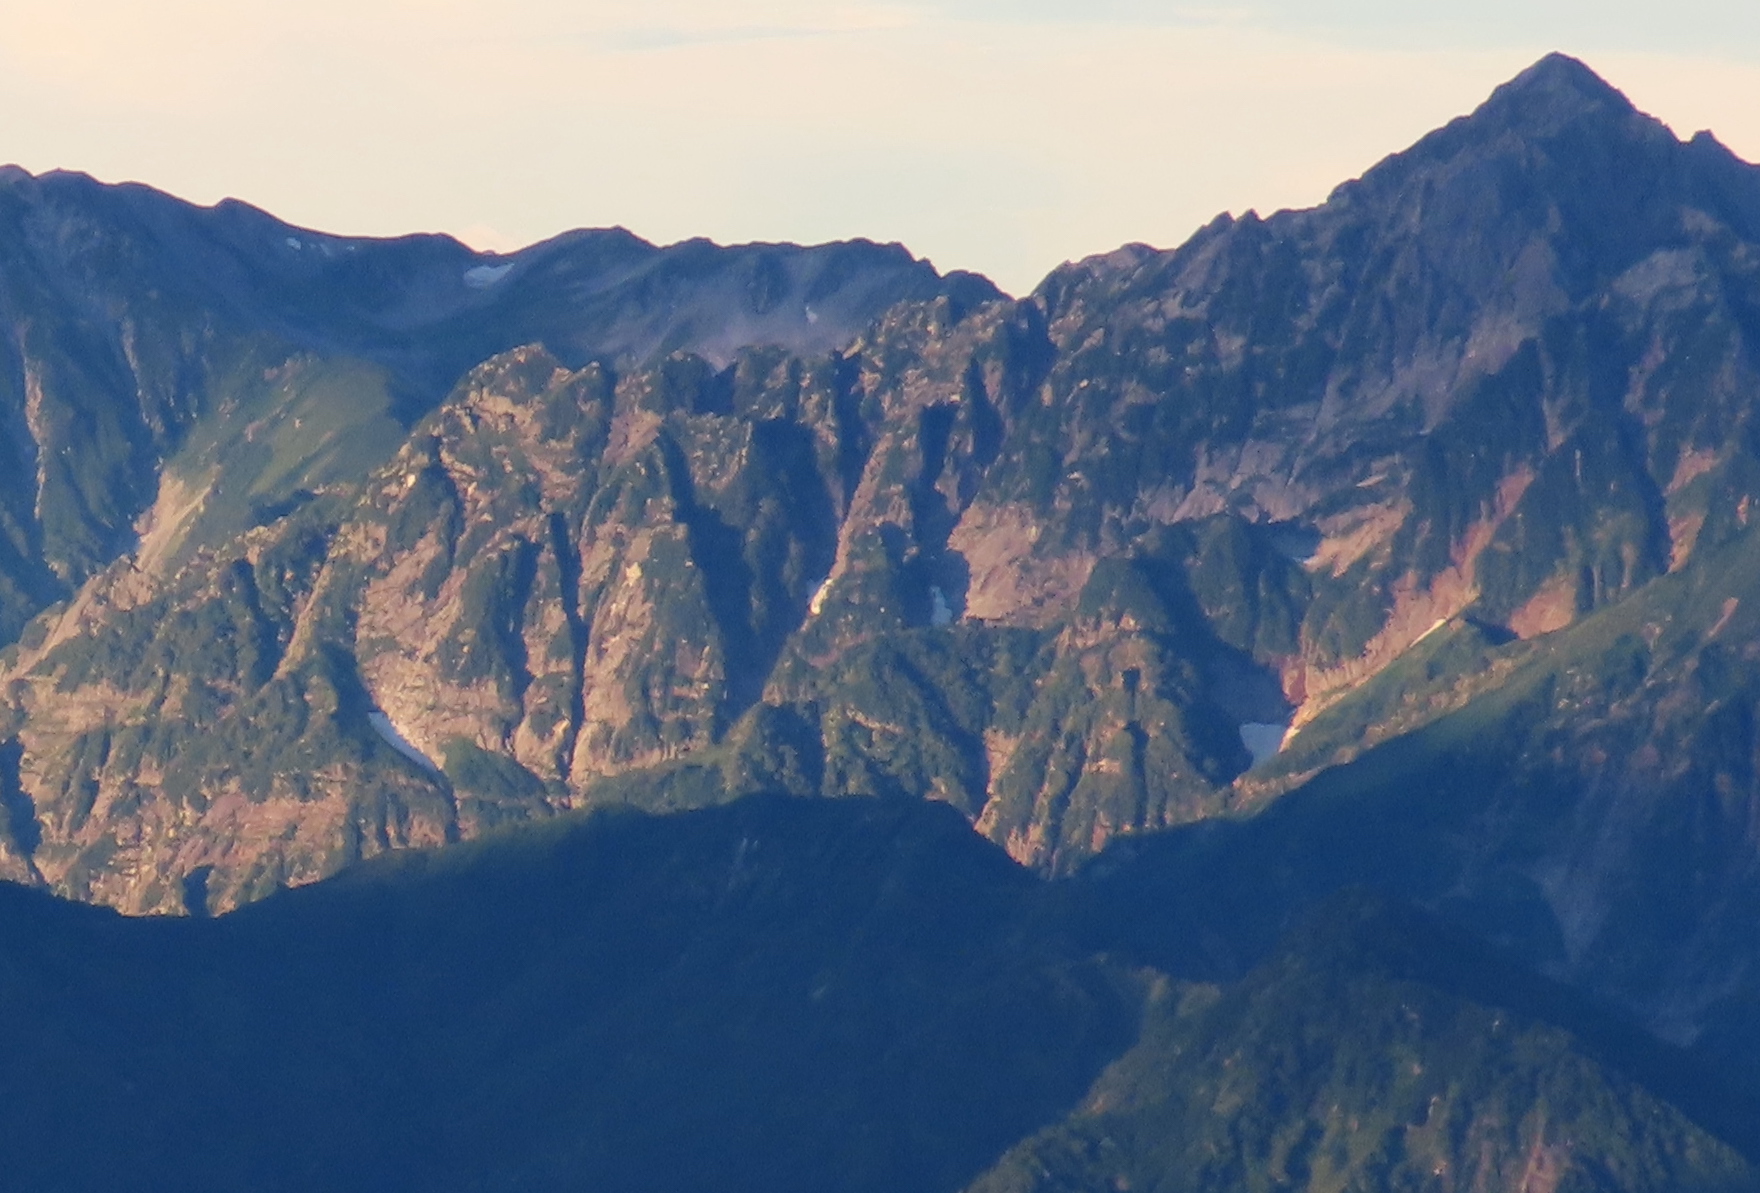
[
  {"xmin": 8, "ymin": 51, "xmax": 1760, "ymax": 1191},
  {"xmin": 0, "ymin": 795, "xmax": 1751, "ymax": 1192}
]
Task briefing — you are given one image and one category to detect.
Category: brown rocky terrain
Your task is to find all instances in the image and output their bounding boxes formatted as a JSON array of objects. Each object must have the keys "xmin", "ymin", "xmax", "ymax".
[{"xmin": 6, "ymin": 55, "xmax": 1760, "ymax": 943}]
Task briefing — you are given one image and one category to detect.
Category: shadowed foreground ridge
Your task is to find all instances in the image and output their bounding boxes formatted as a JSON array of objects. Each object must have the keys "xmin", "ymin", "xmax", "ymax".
[
  {"xmin": 0, "ymin": 796, "xmax": 1133, "ymax": 1193},
  {"xmin": 976, "ymin": 892, "xmax": 1756, "ymax": 1193},
  {"xmin": 1, "ymin": 796, "xmax": 1754, "ymax": 1193}
]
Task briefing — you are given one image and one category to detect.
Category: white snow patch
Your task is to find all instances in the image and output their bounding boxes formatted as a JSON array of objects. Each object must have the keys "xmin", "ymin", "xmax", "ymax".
[
  {"xmin": 463, "ymin": 263, "xmax": 514, "ymax": 289},
  {"xmin": 808, "ymin": 576, "xmax": 833, "ymax": 617},
  {"xmin": 368, "ymin": 712, "xmax": 440, "ymax": 773},
  {"xmin": 929, "ymin": 585, "xmax": 954, "ymax": 627},
  {"xmin": 1238, "ymin": 721, "xmax": 1289, "ymax": 767},
  {"xmin": 1413, "ymin": 617, "xmax": 1450, "ymax": 645}
]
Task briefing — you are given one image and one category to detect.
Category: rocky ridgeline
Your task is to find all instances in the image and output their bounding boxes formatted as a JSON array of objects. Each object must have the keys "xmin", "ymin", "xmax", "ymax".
[{"xmin": 3, "ymin": 47, "xmax": 1760, "ymax": 1029}]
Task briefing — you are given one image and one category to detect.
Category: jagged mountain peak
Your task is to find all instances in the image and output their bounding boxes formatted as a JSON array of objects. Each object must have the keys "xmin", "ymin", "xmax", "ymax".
[
  {"xmin": 1436, "ymin": 51, "xmax": 1651, "ymax": 152},
  {"xmin": 1039, "ymin": 55, "xmax": 1708, "ymax": 307},
  {"xmin": 1329, "ymin": 53, "xmax": 1684, "ymax": 214},
  {"xmin": 1485, "ymin": 51, "xmax": 1636, "ymax": 126},
  {"xmin": 1048, "ymin": 50, "xmax": 1760, "ymax": 339}
]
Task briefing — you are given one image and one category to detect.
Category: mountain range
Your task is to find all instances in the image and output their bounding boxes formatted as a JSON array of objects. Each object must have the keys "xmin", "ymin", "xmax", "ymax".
[{"xmin": 6, "ymin": 51, "xmax": 1760, "ymax": 1190}]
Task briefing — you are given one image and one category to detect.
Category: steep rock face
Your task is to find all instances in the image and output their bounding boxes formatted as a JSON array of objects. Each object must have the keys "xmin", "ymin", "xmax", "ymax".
[
  {"xmin": 0, "ymin": 340, "xmax": 863, "ymax": 908},
  {"xmin": 1025, "ymin": 55, "xmax": 1760, "ymax": 725},
  {"xmin": 350, "ymin": 344, "xmax": 848, "ymax": 801},
  {"xmin": 0, "ymin": 166, "xmax": 989, "ymax": 643},
  {"xmin": 9, "ymin": 54, "xmax": 1760, "ymax": 915},
  {"xmin": 0, "ymin": 497, "xmax": 457, "ymax": 911},
  {"xmin": 0, "ymin": 293, "xmax": 1265, "ymax": 909}
]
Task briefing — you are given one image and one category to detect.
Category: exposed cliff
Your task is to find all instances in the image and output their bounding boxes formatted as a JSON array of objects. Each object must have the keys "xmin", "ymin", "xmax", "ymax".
[{"xmin": 6, "ymin": 58, "xmax": 1760, "ymax": 995}]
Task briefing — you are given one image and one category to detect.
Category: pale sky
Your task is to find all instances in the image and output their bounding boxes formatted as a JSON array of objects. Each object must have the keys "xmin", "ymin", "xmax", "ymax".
[{"xmin": 0, "ymin": 1, "xmax": 1756, "ymax": 294}]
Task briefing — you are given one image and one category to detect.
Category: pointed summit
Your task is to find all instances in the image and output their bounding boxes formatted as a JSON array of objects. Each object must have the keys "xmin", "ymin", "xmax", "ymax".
[
  {"xmin": 1503, "ymin": 52, "xmax": 1627, "ymax": 103},
  {"xmin": 1333, "ymin": 52, "xmax": 1679, "ymax": 214},
  {"xmin": 1477, "ymin": 52, "xmax": 1637, "ymax": 135}
]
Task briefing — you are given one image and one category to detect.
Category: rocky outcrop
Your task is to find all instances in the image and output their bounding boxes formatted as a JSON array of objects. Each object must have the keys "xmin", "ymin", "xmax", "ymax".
[{"xmin": 0, "ymin": 167, "xmax": 991, "ymax": 648}]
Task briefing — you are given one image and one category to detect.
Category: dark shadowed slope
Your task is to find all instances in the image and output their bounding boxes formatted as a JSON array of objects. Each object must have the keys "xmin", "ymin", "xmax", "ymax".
[
  {"xmin": 0, "ymin": 800, "xmax": 1751, "ymax": 1192},
  {"xmin": 973, "ymin": 892, "xmax": 1757, "ymax": 1193},
  {"xmin": 0, "ymin": 795, "xmax": 1131, "ymax": 1193}
]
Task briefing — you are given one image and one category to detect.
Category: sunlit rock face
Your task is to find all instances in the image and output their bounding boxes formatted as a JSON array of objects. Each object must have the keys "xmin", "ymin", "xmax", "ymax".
[{"xmin": 8, "ymin": 45, "xmax": 1760, "ymax": 1044}]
